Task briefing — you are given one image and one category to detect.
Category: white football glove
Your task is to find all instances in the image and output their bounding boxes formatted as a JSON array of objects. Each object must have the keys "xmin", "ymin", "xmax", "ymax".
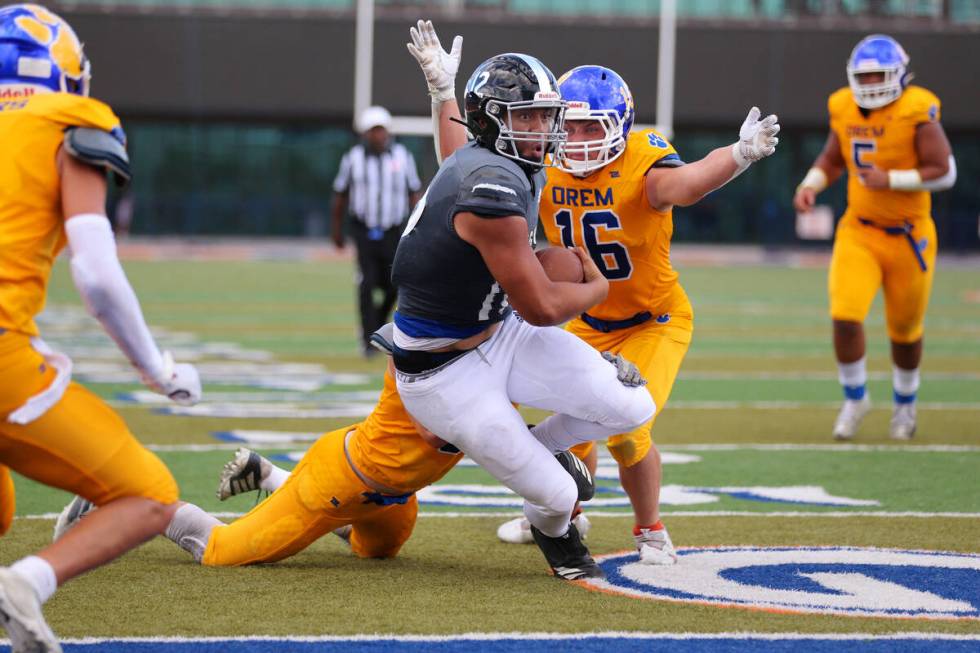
[
  {"xmin": 602, "ymin": 351, "xmax": 647, "ymax": 388},
  {"xmin": 732, "ymin": 106, "xmax": 780, "ymax": 167},
  {"xmin": 406, "ymin": 19, "xmax": 463, "ymax": 103},
  {"xmin": 142, "ymin": 350, "xmax": 201, "ymax": 406}
]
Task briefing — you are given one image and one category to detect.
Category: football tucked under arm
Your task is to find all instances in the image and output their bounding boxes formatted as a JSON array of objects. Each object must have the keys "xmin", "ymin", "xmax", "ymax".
[{"xmin": 535, "ymin": 247, "xmax": 585, "ymax": 284}]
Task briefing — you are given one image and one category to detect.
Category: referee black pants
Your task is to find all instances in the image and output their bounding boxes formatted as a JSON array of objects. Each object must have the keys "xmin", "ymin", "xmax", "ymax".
[{"xmin": 351, "ymin": 221, "xmax": 401, "ymax": 350}]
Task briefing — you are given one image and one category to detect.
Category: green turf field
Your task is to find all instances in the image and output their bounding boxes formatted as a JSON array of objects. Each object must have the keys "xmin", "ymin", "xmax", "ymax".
[{"xmin": 3, "ymin": 256, "xmax": 979, "ymax": 642}]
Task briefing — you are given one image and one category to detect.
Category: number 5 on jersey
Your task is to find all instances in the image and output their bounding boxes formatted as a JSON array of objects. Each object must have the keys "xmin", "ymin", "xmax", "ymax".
[{"xmin": 554, "ymin": 209, "xmax": 633, "ymax": 280}]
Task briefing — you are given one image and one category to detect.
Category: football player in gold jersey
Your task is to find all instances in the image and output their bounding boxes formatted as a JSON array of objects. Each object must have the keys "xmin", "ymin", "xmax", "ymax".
[
  {"xmin": 157, "ymin": 358, "xmax": 465, "ymax": 567},
  {"xmin": 793, "ymin": 35, "xmax": 955, "ymax": 441},
  {"xmin": 0, "ymin": 5, "xmax": 200, "ymax": 650},
  {"xmin": 56, "ymin": 327, "xmax": 643, "ymax": 571},
  {"xmin": 407, "ymin": 21, "xmax": 780, "ymax": 564}
]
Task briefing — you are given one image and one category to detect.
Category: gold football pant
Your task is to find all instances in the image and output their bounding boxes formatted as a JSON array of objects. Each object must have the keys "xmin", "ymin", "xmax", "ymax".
[
  {"xmin": 203, "ymin": 428, "xmax": 418, "ymax": 566},
  {"xmin": 0, "ymin": 332, "xmax": 178, "ymax": 528},
  {"xmin": 829, "ymin": 212, "xmax": 936, "ymax": 343},
  {"xmin": 567, "ymin": 285, "xmax": 693, "ymax": 467}
]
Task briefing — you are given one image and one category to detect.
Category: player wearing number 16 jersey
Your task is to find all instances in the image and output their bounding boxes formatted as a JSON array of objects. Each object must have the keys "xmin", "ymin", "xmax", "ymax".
[{"xmin": 407, "ymin": 21, "xmax": 780, "ymax": 564}]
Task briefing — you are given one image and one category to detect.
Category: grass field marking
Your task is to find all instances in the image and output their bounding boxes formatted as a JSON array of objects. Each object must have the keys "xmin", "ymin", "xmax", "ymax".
[
  {"xmin": 663, "ymin": 444, "xmax": 980, "ymax": 453},
  {"xmin": 137, "ymin": 443, "xmax": 980, "ymax": 453},
  {"xmin": 679, "ymin": 371, "xmax": 980, "ymax": 381},
  {"xmin": 669, "ymin": 401, "xmax": 980, "ymax": 410},
  {"xmin": 585, "ymin": 546, "xmax": 980, "ymax": 620},
  {"xmin": 19, "ymin": 632, "xmax": 980, "ymax": 644},
  {"xmin": 15, "ymin": 510, "xmax": 980, "ymax": 521}
]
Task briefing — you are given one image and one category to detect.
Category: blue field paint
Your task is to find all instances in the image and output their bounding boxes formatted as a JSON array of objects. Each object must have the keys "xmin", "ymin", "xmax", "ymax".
[
  {"xmin": 588, "ymin": 547, "xmax": 980, "ymax": 619},
  {"xmin": 3, "ymin": 635, "xmax": 978, "ymax": 653}
]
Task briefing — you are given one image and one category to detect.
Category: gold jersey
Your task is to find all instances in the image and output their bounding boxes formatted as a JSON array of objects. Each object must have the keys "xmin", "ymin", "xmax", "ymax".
[
  {"xmin": 829, "ymin": 85, "xmax": 941, "ymax": 225},
  {"xmin": 540, "ymin": 129, "xmax": 682, "ymax": 320},
  {"xmin": 0, "ymin": 92, "xmax": 123, "ymax": 336},
  {"xmin": 346, "ymin": 370, "xmax": 463, "ymax": 494}
]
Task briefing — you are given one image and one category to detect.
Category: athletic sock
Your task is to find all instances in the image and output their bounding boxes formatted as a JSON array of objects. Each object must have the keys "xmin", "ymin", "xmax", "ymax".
[
  {"xmin": 164, "ymin": 503, "xmax": 222, "ymax": 563},
  {"xmin": 838, "ymin": 357, "xmax": 867, "ymax": 401},
  {"xmin": 10, "ymin": 556, "xmax": 57, "ymax": 604},
  {"xmin": 893, "ymin": 365, "xmax": 920, "ymax": 404},
  {"xmin": 633, "ymin": 521, "xmax": 664, "ymax": 536},
  {"xmin": 261, "ymin": 464, "xmax": 290, "ymax": 493}
]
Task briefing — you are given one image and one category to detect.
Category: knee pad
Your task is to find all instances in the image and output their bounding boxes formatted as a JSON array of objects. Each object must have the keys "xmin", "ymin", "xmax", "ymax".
[
  {"xmin": 618, "ymin": 389, "xmax": 656, "ymax": 432},
  {"xmin": 607, "ymin": 429, "xmax": 653, "ymax": 468}
]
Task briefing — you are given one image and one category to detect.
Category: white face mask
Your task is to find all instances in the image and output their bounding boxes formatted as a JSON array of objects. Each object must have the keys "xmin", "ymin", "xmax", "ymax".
[
  {"xmin": 847, "ymin": 65, "xmax": 906, "ymax": 110},
  {"xmin": 557, "ymin": 108, "xmax": 629, "ymax": 176}
]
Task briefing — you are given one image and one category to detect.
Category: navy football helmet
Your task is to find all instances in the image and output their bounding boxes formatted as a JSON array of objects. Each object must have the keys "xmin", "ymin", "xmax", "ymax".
[
  {"xmin": 462, "ymin": 53, "xmax": 566, "ymax": 172},
  {"xmin": 847, "ymin": 34, "xmax": 911, "ymax": 110}
]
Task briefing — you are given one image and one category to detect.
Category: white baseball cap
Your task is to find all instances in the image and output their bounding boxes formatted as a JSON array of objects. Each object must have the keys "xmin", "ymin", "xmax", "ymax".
[{"xmin": 358, "ymin": 106, "xmax": 392, "ymax": 133}]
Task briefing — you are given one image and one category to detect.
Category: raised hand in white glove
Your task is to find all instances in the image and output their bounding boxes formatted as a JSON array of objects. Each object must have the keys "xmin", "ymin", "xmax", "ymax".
[
  {"xmin": 406, "ymin": 19, "xmax": 462, "ymax": 103},
  {"xmin": 143, "ymin": 350, "xmax": 202, "ymax": 406},
  {"xmin": 732, "ymin": 106, "xmax": 780, "ymax": 168}
]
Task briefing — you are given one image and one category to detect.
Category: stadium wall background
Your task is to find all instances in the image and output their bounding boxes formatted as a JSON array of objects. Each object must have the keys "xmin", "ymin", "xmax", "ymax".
[{"xmin": 57, "ymin": 8, "xmax": 980, "ymax": 249}]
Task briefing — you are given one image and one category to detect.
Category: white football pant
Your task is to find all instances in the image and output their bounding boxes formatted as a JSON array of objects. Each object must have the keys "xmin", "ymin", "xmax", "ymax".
[{"xmin": 396, "ymin": 313, "xmax": 655, "ymax": 537}]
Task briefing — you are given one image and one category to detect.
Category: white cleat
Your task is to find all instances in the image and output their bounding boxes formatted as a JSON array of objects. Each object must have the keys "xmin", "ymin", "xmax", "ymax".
[
  {"xmin": 216, "ymin": 448, "xmax": 273, "ymax": 501},
  {"xmin": 0, "ymin": 568, "xmax": 61, "ymax": 653},
  {"xmin": 635, "ymin": 525, "xmax": 677, "ymax": 566},
  {"xmin": 832, "ymin": 395, "xmax": 871, "ymax": 440},
  {"xmin": 496, "ymin": 517, "xmax": 534, "ymax": 544},
  {"xmin": 889, "ymin": 403, "xmax": 917, "ymax": 440},
  {"xmin": 497, "ymin": 512, "xmax": 591, "ymax": 545},
  {"xmin": 51, "ymin": 496, "xmax": 97, "ymax": 542}
]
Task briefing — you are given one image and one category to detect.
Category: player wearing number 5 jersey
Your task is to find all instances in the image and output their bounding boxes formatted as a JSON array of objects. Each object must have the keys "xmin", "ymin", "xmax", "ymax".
[
  {"xmin": 407, "ymin": 20, "xmax": 780, "ymax": 564},
  {"xmin": 793, "ymin": 35, "xmax": 955, "ymax": 441}
]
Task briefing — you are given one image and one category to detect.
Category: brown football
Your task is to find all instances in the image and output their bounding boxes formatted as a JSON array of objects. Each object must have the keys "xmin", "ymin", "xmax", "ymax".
[{"xmin": 536, "ymin": 247, "xmax": 585, "ymax": 283}]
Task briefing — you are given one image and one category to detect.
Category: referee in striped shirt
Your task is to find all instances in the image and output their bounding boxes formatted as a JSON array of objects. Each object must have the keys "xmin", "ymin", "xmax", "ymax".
[{"xmin": 332, "ymin": 106, "xmax": 422, "ymax": 356}]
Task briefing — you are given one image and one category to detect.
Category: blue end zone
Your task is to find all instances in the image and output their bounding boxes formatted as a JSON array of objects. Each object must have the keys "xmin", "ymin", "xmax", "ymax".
[{"xmin": 5, "ymin": 636, "xmax": 978, "ymax": 653}]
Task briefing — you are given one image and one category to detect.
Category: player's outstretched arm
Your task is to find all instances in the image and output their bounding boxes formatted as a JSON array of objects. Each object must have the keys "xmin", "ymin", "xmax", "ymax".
[
  {"xmin": 407, "ymin": 19, "xmax": 468, "ymax": 163},
  {"xmin": 793, "ymin": 131, "xmax": 846, "ymax": 213},
  {"xmin": 454, "ymin": 212, "xmax": 608, "ymax": 326},
  {"xmin": 645, "ymin": 107, "xmax": 780, "ymax": 212},
  {"xmin": 60, "ymin": 150, "xmax": 201, "ymax": 405}
]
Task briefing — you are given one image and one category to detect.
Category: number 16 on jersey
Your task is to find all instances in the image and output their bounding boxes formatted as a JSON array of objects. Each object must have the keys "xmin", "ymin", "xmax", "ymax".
[{"xmin": 554, "ymin": 209, "xmax": 633, "ymax": 280}]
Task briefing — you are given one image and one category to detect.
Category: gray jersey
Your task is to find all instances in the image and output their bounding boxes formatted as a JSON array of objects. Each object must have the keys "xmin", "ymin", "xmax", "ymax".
[{"xmin": 392, "ymin": 141, "xmax": 544, "ymax": 340}]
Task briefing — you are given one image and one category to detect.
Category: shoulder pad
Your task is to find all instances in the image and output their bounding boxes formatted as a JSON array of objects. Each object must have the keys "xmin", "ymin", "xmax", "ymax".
[
  {"xmin": 456, "ymin": 165, "xmax": 529, "ymax": 218},
  {"xmin": 652, "ymin": 153, "xmax": 684, "ymax": 169},
  {"xmin": 369, "ymin": 322, "xmax": 395, "ymax": 355},
  {"xmin": 63, "ymin": 127, "xmax": 131, "ymax": 186},
  {"xmin": 828, "ymin": 87, "xmax": 852, "ymax": 116}
]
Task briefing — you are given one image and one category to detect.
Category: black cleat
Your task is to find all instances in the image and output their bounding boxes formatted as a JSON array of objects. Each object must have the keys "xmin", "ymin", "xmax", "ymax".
[
  {"xmin": 531, "ymin": 522, "xmax": 605, "ymax": 580},
  {"xmin": 216, "ymin": 448, "xmax": 271, "ymax": 501},
  {"xmin": 554, "ymin": 450, "xmax": 595, "ymax": 501}
]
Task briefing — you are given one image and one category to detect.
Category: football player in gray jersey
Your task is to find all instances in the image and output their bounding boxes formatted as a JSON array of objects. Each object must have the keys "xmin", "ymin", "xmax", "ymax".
[{"xmin": 390, "ymin": 53, "xmax": 656, "ymax": 581}]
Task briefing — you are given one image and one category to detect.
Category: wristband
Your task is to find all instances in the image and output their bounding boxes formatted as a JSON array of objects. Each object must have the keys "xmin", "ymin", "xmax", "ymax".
[
  {"xmin": 888, "ymin": 169, "xmax": 924, "ymax": 191},
  {"xmin": 797, "ymin": 167, "xmax": 828, "ymax": 194}
]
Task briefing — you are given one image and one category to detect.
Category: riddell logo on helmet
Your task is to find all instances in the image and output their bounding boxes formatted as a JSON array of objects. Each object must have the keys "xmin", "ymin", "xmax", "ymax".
[{"xmin": 0, "ymin": 86, "xmax": 35, "ymax": 99}]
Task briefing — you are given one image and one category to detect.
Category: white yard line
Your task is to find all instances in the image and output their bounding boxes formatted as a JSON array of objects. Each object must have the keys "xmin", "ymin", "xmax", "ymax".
[
  {"xmin": 15, "ymin": 632, "xmax": 980, "ymax": 644},
  {"xmin": 141, "ymin": 442, "xmax": 980, "ymax": 453},
  {"xmin": 16, "ymin": 510, "xmax": 980, "ymax": 520}
]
